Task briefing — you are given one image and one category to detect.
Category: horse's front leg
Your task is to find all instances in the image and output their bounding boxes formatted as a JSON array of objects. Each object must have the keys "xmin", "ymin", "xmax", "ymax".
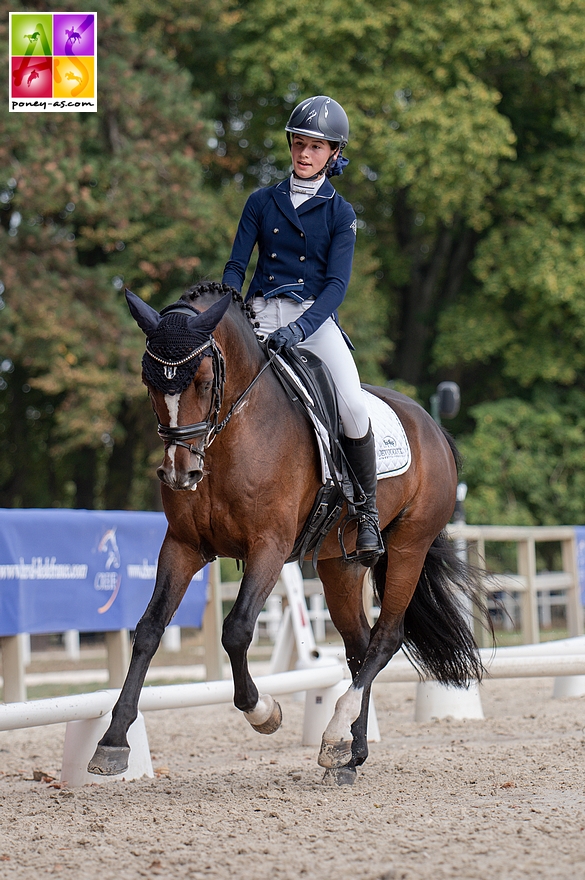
[
  {"xmin": 221, "ymin": 550, "xmax": 284, "ymax": 735},
  {"xmin": 88, "ymin": 533, "xmax": 203, "ymax": 775}
]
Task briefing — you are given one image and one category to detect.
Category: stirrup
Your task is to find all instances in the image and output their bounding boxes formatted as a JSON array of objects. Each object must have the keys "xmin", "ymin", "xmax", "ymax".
[{"xmin": 338, "ymin": 512, "xmax": 384, "ymax": 566}]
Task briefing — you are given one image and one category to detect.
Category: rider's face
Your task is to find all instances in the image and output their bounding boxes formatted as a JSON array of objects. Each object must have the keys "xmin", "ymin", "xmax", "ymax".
[{"xmin": 290, "ymin": 135, "xmax": 338, "ymax": 178}]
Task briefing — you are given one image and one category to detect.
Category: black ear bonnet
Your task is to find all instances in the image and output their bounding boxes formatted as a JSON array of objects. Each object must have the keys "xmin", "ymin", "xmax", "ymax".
[
  {"xmin": 142, "ymin": 309, "xmax": 210, "ymax": 394},
  {"xmin": 129, "ymin": 291, "xmax": 232, "ymax": 395}
]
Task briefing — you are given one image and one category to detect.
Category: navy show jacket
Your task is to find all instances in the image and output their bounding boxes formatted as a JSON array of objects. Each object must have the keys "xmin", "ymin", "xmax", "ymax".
[{"xmin": 222, "ymin": 177, "xmax": 357, "ymax": 340}]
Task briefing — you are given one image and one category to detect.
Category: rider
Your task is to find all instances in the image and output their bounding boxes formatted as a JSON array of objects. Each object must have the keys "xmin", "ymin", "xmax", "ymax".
[{"xmin": 222, "ymin": 95, "xmax": 383, "ymax": 562}]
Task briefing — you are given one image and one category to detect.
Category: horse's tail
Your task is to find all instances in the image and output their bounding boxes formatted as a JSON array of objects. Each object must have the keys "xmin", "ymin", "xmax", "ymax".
[{"xmin": 372, "ymin": 530, "xmax": 489, "ymax": 687}]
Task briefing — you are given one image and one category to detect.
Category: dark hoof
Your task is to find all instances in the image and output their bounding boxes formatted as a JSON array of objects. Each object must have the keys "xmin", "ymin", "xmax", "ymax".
[
  {"xmin": 87, "ymin": 745, "xmax": 130, "ymax": 776},
  {"xmin": 318, "ymin": 737, "xmax": 353, "ymax": 769},
  {"xmin": 250, "ymin": 700, "xmax": 282, "ymax": 735},
  {"xmin": 322, "ymin": 765, "xmax": 357, "ymax": 786}
]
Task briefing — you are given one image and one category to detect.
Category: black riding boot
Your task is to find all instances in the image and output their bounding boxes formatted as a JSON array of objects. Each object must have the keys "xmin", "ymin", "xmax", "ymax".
[{"xmin": 343, "ymin": 424, "xmax": 384, "ymax": 564}]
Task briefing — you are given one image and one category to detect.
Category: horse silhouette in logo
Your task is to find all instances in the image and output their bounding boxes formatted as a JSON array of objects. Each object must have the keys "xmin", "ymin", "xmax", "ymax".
[
  {"xmin": 27, "ymin": 70, "xmax": 39, "ymax": 87},
  {"xmin": 24, "ymin": 32, "xmax": 40, "ymax": 43},
  {"xmin": 65, "ymin": 71, "xmax": 83, "ymax": 85},
  {"xmin": 98, "ymin": 528, "xmax": 121, "ymax": 570},
  {"xmin": 96, "ymin": 528, "xmax": 122, "ymax": 614},
  {"xmin": 65, "ymin": 27, "xmax": 82, "ymax": 44}
]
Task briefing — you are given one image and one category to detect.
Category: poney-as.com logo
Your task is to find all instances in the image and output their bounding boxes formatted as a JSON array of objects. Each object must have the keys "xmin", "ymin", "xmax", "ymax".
[{"xmin": 9, "ymin": 12, "xmax": 97, "ymax": 113}]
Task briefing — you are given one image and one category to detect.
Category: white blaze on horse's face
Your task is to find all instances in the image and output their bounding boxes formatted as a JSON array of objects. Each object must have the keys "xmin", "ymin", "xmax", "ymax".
[{"xmin": 163, "ymin": 392, "xmax": 181, "ymax": 486}]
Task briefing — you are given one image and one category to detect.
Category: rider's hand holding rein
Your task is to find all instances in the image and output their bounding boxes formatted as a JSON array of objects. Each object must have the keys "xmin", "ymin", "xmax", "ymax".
[{"xmin": 266, "ymin": 321, "xmax": 305, "ymax": 352}]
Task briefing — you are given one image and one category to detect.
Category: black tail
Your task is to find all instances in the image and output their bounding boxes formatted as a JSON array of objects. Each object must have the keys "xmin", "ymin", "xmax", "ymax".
[{"xmin": 373, "ymin": 530, "xmax": 488, "ymax": 686}]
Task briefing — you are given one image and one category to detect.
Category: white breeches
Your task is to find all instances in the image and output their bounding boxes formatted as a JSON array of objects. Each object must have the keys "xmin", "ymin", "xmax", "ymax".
[{"xmin": 252, "ymin": 296, "xmax": 370, "ymax": 439}]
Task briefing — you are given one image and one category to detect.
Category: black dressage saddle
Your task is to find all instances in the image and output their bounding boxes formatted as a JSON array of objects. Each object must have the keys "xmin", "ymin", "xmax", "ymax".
[{"xmin": 269, "ymin": 346, "xmax": 363, "ymax": 566}]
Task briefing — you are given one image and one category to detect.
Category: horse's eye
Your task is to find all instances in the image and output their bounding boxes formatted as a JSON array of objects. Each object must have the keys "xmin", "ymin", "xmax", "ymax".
[{"xmin": 198, "ymin": 381, "xmax": 212, "ymax": 396}]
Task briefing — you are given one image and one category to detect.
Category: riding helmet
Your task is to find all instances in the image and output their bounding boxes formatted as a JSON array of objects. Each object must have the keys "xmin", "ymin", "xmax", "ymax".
[{"xmin": 285, "ymin": 96, "xmax": 349, "ymax": 149}]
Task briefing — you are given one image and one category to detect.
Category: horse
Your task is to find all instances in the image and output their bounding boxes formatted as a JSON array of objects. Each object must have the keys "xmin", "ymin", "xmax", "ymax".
[
  {"xmin": 65, "ymin": 28, "xmax": 82, "ymax": 44},
  {"xmin": 88, "ymin": 281, "xmax": 484, "ymax": 785}
]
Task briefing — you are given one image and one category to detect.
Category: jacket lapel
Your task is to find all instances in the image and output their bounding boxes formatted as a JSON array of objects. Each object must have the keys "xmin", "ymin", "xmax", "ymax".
[{"xmin": 272, "ymin": 180, "xmax": 305, "ymax": 231}]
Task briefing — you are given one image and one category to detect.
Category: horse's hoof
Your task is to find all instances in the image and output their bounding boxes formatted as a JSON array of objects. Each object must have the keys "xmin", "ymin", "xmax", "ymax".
[
  {"xmin": 248, "ymin": 699, "xmax": 282, "ymax": 735},
  {"xmin": 87, "ymin": 745, "xmax": 130, "ymax": 776},
  {"xmin": 317, "ymin": 737, "xmax": 353, "ymax": 769},
  {"xmin": 322, "ymin": 765, "xmax": 357, "ymax": 786}
]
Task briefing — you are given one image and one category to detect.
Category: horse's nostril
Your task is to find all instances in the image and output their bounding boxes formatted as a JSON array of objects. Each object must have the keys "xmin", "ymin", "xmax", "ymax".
[{"xmin": 188, "ymin": 469, "xmax": 203, "ymax": 484}]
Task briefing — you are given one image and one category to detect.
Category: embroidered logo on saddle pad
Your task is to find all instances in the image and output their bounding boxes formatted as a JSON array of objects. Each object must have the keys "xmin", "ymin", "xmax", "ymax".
[{"xmin": 364, "ymin": 390, "xmax": 411, "ymax": 479}]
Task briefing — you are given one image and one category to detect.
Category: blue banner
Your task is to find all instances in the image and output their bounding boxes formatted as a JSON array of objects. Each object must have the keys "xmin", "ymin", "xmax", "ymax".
[{"xmin": 0, "ymin": 509, "xmax": 208, "ymax": 636}]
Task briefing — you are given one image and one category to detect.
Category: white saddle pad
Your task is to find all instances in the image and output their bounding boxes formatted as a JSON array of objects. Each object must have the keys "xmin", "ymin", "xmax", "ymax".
[
  {"xmin": 272, "ymin": 354, "xmax": 411, "ymax": 482},
  {"xmin": 364, "ymin": 389, "xmax": 411, "ymax": 479}
]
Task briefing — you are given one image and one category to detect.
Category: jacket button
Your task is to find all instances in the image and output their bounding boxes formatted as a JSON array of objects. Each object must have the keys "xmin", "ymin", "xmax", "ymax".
[
  {"xmin": 270, "ymin": 253, "xmax": 277, "ymax": 258},
  {"xmin": 268, "ymin": 275, "xmax": 274, "ymax": 281},
  {"xmin": 299, "ymin": 255, "xmax": 306, "ymax": 262},
  {"xmin": 298, "ymin": 278, "xmax": 304, "ymax": 283},
  {"xmin": 273, "ymin": 228, "xmax": 279, "ymax": 233},
  {"xmin": 300, "ymin": 232, "xmax": 305, "ymax": 238}
]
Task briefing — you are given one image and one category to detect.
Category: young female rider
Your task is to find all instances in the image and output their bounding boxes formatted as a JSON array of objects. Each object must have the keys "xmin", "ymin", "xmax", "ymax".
[{"xmin": 222, "ymin": 95, "xmax": 383, "ymax": 562}]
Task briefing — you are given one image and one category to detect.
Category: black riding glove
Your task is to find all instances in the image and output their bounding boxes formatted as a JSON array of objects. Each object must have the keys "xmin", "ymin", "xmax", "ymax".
[{"xmin": 266, "ymin": 322, "xmax": 305, "ymax": 352}]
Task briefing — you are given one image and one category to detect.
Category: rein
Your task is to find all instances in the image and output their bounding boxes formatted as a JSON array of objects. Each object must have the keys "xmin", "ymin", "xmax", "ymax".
[{"xmin": 155, "ymin": 338, "xmax": 277, "ymax": 460}]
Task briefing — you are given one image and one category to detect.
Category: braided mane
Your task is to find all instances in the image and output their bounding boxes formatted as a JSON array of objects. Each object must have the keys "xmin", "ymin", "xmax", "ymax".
[{"xmin": 181, "ymin": 281, "xmax": 258, "ymax": 328}]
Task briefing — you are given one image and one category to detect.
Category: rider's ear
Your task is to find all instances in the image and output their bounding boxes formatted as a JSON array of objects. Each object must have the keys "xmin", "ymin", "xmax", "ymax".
[
  {"xmin": 187, "ymin": 292, "xmax": 232, "ymax": 336},
  {"xmin": 125, "ymin": 289, "xmax": 161, "ymax": 336}
]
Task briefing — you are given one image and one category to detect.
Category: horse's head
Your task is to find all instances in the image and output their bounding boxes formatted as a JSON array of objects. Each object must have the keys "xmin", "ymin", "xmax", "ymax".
[{"xmin": 126, "ymin": 287, "xmax": 232, "ymax": 491}]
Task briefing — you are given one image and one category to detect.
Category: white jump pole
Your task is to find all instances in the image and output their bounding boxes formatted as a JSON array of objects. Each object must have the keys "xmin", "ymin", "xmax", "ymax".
[
  {"xmin": 377, "ymin": 653, "xmax": 585, "ymax": 683},
  {"xmin": 0, "ymin": 665, "xmax": 346, "ymax": 787}
]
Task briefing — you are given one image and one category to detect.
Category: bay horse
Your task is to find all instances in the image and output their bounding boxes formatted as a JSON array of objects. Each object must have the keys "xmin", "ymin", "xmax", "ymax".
[{"xmin": 88, "ymin": 281, "xmax": 483, "ymax": 785}]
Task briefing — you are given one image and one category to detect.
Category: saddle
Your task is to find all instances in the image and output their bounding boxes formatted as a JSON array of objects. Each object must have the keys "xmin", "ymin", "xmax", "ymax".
[{"xmin": 269, "ymin": 346, "xmax": 360, "ymax": 567}]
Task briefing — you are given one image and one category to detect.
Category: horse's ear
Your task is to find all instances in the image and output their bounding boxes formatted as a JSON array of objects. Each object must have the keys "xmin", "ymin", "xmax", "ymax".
[
  {"xmin": 125, "ymin": 288, "xmax": 161, "ymax": 336},
  {"xmin": 187, "ymin": 292, "xmax": 232, "ymax": 336}
]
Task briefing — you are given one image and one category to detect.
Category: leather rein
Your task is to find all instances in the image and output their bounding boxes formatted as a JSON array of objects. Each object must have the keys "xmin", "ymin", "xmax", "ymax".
[{"xmin": 151, "ymin": 335, "xmax": 276, "ymax": 463}]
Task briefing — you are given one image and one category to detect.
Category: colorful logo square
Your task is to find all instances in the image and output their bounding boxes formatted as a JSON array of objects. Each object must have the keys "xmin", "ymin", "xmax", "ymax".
[
  {"xmin": 9, "ymin": 12, "xmax": 97, "ymax": 112},
  {"xmin": 11, "ymin": 57, "xmax": 53, "ymax": 99},
  {"xmin": 53, "ymin": 56, "xmax": 95, "ymax": 100},
  {"xmin": 10, "ymin": 14, "xmax": 53, "ymax": 56},
  {"xmin": 53, "ymin": 14, "xmax": 96, "ymax": 57}
]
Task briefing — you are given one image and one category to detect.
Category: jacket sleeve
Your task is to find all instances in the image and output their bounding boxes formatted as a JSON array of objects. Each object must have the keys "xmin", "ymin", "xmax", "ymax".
[
  {"xmin": 295, "ymin": 199, "xmax": 357, "ymax": 340},
  {"xmin": 222, "ymin": 192, "xmax": 264, "ymax": 292}
]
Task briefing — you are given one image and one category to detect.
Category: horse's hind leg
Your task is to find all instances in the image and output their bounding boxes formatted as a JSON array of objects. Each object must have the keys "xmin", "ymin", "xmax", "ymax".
[
  {"xmin": 87, "ymin": 534, "xmax": 202, "ymax": 776},
  {"xmin": 317, "ymin": 556, "xmax": 373, "ymax": 784},
  {"xmin": 318, "ymin": 527, "xmax": 430, "ymax": 776}
]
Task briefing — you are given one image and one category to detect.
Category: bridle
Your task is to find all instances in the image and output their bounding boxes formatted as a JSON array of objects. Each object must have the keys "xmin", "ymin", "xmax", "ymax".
[{"xmin": 148, "ymin": 333, "xmax": 276, "ymax": 466}]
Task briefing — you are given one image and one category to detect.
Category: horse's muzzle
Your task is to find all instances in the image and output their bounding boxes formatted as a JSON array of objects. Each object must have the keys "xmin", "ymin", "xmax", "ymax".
[
  {"xmin": 156, "ymin": 464, "xmax": 204, "ymax": 490},
  {"xmin": 157, "ymin": 447, "xmax": 205, "ymax": 491}
]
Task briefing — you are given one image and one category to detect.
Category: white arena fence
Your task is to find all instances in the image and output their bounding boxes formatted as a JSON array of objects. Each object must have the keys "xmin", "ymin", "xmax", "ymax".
[
  {"xmin": 0, "ymin": 664, "xmax": 347, "ymax": 787},
  {"xmin": 2, "ymin": 638, "xmax": 585, "ymax": 787}
]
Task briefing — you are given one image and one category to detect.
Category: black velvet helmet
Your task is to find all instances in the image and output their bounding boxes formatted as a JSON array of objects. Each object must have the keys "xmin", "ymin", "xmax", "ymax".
[{"xmin": 285, "ymin": 96, "xmax": 349, "ymax": 149}]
